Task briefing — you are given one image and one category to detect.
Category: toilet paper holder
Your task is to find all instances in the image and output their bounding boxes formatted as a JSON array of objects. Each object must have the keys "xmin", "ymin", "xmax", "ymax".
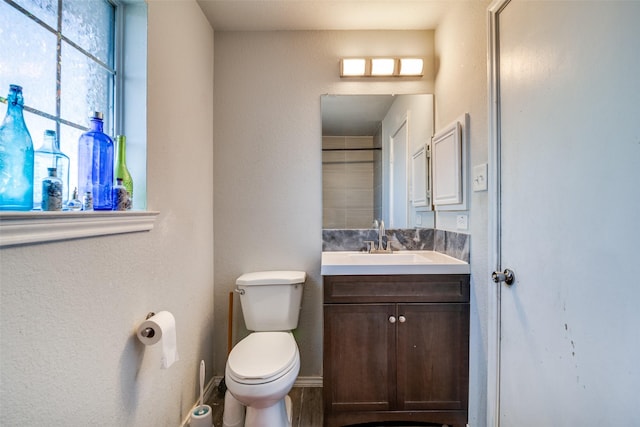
[{"xmin": 140, "ymin": 312, "xmax": 156, "ymax": 338}]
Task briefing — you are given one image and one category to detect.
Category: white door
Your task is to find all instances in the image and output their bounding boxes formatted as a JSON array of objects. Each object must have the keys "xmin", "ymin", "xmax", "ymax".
[
  {"xmin": 390, "ymin": 119, "xmax": 408, "ymax": 228},
  {"xmin": 490, "ymin": 1, "xmax": 640, "ymax": 425}
]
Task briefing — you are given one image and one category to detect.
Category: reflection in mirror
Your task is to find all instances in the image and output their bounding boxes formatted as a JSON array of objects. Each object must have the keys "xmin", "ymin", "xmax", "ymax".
[{"xmin": 322, "ymin": 94, "xmax": 434, "ymax": 230}]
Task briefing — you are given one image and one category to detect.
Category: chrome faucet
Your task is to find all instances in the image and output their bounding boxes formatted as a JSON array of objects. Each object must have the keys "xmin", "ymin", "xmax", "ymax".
[
  {"xmin": 366, "ymin": 219, "xmax": 392, "ymax": 253},
  {"xmin": 378, "ymin": 219, "xmax": 385, "ymax": 251}
]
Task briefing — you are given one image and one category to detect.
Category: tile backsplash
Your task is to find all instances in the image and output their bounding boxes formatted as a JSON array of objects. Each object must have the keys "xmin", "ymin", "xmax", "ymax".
[{"xmin": 322, "ymin": 228, "xmax": 470, "ymax": 263}]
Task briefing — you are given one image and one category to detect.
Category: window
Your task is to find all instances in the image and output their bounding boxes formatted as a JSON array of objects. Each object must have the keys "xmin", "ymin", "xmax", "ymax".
[
  {"xmin": 0, "ymin": 0, "xmax": 156, "ymax": 246},
  {"xmin": 1, "ymin": 0, "xmax": 117, "ymax": 198}
]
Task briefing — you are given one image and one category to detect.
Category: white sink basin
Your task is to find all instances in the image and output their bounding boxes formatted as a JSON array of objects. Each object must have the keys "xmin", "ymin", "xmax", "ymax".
[
  {"xmin": 346, "ymin": 252, "xmax": 431, "ymax": 263},
  {"xmin": 321, "ymin": 250, "xmax": 469, "ymax": 275}
]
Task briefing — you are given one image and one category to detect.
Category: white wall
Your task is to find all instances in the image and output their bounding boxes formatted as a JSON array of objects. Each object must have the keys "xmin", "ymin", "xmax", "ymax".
[
  {"xmin": 213, "ymin": 30, "xmax": 435, "ymax": 378},
  {"xmin": 434, "ymin": 2, "xmax": 491, "ymax": 426},
  {"xmin": 0, "ymin": 1, "xmax": 214, "ymax": 425},
  {"xmin": 381, "ymin": 94, "xmax": 434, "ymax": 228}
]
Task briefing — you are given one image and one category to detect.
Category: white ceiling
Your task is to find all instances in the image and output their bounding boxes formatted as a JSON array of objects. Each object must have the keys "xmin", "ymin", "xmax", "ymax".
[
  {"xmin": 196, "ymin": 0, "xmax": 451, "ymax": 31},
  {"xmin": 197, "ymin": 1, "xmax": 450, "ymax": 135},
  {"xmin": 321, "ymin": 94, "xmax": 396, "ymax": 136}
]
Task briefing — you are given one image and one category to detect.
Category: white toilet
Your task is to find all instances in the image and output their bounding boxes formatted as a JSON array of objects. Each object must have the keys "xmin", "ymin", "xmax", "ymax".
[{"xmin": 224, "ymin": 270, "xmax": 305, "ymax": 427}]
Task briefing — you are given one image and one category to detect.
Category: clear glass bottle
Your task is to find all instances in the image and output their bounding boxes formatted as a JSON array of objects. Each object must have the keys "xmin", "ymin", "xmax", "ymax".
[
  {"xmin": 0, "ymin": 84, "xmax": 34, "ymax": 210},
  {"xmin": 82, "ymin": 191, "xmax": 93, "ymax": 211},
  {"xmin": 66, "ymin": 187, "xmax": 82, "ymax": 211},
  {"xmin": 34, "ymin": 129, "xmax": 70, "ymax": 210},
  {"xmin": 77, "ymin": 111, "xmax": 114, "ymax": 210},
  {"xmin": 114, "ymin": 135, "xmax": 133, "ymax": 209},
  {"xmin": 113, "ymin": 177, "xmax": 129, "ymax": 211},
  {"xmin": 41, "ymin": 167, "xmax": 62, "ymax": 211}
]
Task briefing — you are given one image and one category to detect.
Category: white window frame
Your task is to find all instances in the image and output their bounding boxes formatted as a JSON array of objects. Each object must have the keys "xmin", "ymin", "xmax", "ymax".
[{"xmin": 0, "ymin": 0, "xmax": 157, "ymax": 248}]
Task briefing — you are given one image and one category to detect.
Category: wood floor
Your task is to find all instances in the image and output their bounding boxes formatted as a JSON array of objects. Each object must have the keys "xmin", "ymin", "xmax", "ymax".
[
  {"xmin": 207, "ymin": 386, "xmax": 323, "ymax": 427},
  {"xmin": 206, "ymin": 385, "xmax": 449, "ymax": 426}
]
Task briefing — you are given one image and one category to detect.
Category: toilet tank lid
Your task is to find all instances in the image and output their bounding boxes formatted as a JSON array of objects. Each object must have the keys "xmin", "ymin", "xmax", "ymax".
[{"xmin": 236, "ymin": 270, "xmax": 306, "ymax": 286}]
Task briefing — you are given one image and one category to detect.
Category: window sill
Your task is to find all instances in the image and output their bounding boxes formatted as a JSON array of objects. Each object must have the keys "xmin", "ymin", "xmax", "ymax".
[{"xmin": 0, "ymin": 210, "xmax": 160, "ymax": 247}]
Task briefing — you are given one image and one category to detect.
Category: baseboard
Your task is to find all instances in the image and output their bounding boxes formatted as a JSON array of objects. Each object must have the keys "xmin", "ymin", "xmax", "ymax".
[{"xmin": 294, "ymin": 376, "xmax": 323, "ymax": 387}]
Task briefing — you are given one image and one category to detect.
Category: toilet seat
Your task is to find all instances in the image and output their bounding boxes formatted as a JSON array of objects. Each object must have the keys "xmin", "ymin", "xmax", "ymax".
[{"xmin": 227, "ymin": 332, "xmax": 298, "ymax": 385}]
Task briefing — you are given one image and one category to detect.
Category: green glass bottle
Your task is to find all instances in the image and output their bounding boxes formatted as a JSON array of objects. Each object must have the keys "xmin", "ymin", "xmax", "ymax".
[{"xmin": 114, "ymin": 135, "xmax": 133, "ymax": 209}]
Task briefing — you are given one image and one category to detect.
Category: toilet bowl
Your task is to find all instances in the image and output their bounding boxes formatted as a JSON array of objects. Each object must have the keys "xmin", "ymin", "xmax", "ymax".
[
  {"xmin": 225, "ymin": 332, "xmax": 300, "ymax": 427},
  {"xmin": 223, "ymin": 271, "xmax": 305, "ymax": 427}
]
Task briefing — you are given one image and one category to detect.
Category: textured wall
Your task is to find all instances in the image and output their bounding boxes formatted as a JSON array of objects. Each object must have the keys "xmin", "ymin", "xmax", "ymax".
[
  {"xmin": 434, "ymin": 2, "xmax": 492, "ymax": 426},
  {"xmin": 212, "ymin": 30, "xmax": 435, "ymax": 378},
  {"xmin": 0, "ymin": 1, "xmax": 214, "ymax": 425}
]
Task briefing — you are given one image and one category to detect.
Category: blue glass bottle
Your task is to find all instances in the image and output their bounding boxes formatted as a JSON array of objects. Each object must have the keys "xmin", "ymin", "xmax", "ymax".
[
  {"xmin": 0, "ymin": 84, "xmax": 34, "ymax": 211},
  {"xmin": 34, "ymin": 130, "xmax": 70, "ymax": 210},
  {"xmin": 77, "ymin": 112, "xmax": 114, "ymax": 210}
]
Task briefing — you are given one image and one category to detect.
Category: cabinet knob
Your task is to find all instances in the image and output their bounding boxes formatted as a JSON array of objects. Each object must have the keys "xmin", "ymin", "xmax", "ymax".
[
  {"xmin": 398, "ymin": 315, "xmax": 406, "ymax": 323},
  {"xmin": 389, "ymin": 316, "xmax": 396, "ymax": 324}
]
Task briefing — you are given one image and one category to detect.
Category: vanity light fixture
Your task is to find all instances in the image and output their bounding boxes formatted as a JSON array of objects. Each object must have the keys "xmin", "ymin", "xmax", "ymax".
[
  {"xmin": 340, "ymin": 58, "xmax": 367, "ymax": 77},
  {"xmin": 370, "ymin": 58, "xmax": 396, "ymax": 76},
  {"xmin": 399, "ymin": 58, "xmax": 424, "ymax": 76},
  {"xmin": 339, "ymin": 57, "xmax": 424, "ymax": 78}
]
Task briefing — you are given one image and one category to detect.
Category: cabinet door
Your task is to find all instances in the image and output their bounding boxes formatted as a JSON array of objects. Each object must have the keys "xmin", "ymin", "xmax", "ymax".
[
  {"xmin": 432, "ymin": 120, "xmax": 462, "ymax": 206},
  {"xmin": 324, "ymin": 304, "xmax": 396, "ymax": 413},
  {"xmin": 396, "ymin": 303, "xmax": 469, "ymax": 411}
]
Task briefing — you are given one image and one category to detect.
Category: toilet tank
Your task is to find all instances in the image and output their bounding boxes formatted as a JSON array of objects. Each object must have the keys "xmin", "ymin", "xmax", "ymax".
[{"xmin": 236, "ymin": 271, "xmax": 306, "ymax": 331}]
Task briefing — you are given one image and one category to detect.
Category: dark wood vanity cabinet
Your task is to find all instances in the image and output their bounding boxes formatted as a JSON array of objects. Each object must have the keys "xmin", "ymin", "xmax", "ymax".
[{"xmin": 323, "ymin": 274, "xmax": 470, "ymax": 427}]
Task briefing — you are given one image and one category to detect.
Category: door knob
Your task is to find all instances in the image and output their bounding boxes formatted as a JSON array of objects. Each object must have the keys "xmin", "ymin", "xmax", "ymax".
[
  {"xmin": 389, "ymin": 316, "xmax": 396, "ymax": 324},
  {"xmin": 398, "ymin": 315, "xmax": 406, "ymax": 323},
  {"xmin": 492, "ymin": 268, "xmax": 515, "ymax": 285}
]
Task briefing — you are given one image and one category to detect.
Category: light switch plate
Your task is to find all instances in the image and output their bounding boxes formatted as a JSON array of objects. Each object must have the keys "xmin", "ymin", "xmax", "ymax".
[
  {"xmin": 456, "ymin": 214, "xmax": 468, "ymax": 230},
  {"xmin": 473, "ymin": 163, "xmax": 488, "ymax": 192}
]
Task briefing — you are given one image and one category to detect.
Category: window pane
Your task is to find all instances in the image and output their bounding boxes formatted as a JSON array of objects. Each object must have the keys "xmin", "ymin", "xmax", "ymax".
[
  {"xmin": 61, "ymin": 0, "xmax": 115, "ymax": 67},
  {"xmin": 22, "ymin": 112, "xmax": 56, "ymax": 154},
  {"xmin": 0, "ymin": 1, "xmax": 57, "ymax": 116},
  {"xmin": 0, "ymin": 0, "xmax": 123, "ymax": 213},
  {"xmin": 59, "ymin": 124, "xmax": 83, "ymax": 198},
  {"xmin": 13, "ymin": 0, "xmax": 58, "ymax": 29},
  {"xmin": 61, "ymin": 41, "xmax": 113, "ymax": 130}
]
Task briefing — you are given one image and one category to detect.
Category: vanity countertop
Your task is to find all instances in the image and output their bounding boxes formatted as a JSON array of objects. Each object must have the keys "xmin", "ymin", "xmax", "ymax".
[{"xmin": 321, "ymin": 250, "xmax": 470, "ymax": 276}]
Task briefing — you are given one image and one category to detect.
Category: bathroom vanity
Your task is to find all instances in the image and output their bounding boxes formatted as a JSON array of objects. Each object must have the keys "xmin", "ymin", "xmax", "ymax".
[{"xmin": 321, "ymin": 251, "xmax": 470, "ymax": 427}]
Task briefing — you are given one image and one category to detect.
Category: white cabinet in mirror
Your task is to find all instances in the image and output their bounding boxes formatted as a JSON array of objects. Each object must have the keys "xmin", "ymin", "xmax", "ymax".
[{"xmin": 411, "ymin": 143, "xmax": 431, "ymax": 208}]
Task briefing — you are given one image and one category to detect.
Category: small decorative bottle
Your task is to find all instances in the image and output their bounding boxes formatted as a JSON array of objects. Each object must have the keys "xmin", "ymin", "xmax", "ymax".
[
  {"xmin": 82, "ymin": 191, "xmax": 93, "ymax": 211},
  {"xmin": 34, "ymin": 129, "xmax": 70, "ymax": 210},
  {"xmin": 77, "ymin": 112, "xmax": 114, "ymax": 210},
  {"xmin": 114, "ymin": 135, "xmax": 133, "ymax": 209},
  {"xmin": 113, "ymin": 178, "xmax": 129, "ymax": 211},
  {"xmin": 66, "ymin": 187, "xmax": 82, "ymax": 211},
  {"xmin": 0, "ymin": 84, "xmax": 34, "ymax": 211},
  {"xmin": 42, "ymin": 167, "xmax": 63, "ymax": 211}
]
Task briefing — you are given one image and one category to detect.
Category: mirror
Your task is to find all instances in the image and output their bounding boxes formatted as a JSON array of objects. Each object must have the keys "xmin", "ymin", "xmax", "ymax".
[{"xmin": 322, "ymin": 94, "xmax": 434, "ymax": 229}]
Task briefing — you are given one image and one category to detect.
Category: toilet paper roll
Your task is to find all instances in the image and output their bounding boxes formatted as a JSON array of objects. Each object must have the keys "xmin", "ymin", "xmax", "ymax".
[{"xmin": 136, "ymin": 311, "xmax": 179, "ymax": 369}]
